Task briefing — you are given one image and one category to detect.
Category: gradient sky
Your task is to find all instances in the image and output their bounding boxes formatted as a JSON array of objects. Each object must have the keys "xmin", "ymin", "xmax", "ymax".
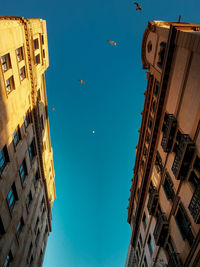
[{"xmin": 1, "ymin": 1, "xmax": 200, "ymax": 266}]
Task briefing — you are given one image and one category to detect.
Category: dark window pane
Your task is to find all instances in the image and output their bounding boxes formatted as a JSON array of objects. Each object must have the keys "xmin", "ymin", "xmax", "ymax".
[{"xmin": 34, "ymin": 39, "xmax": 39, "ymax": 50}]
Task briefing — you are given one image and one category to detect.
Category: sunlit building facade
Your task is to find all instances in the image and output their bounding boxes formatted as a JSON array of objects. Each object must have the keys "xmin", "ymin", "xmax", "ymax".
[
  {"xmin": 0, "ymin": 17, "xmax": 56, "ymax": 266},
  {"xmin": 126, "ymin": 21, "xmax": 200, "ymax": 266}
]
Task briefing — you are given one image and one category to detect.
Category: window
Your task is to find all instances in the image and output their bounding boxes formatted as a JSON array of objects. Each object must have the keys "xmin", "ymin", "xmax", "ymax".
[
  {"xmin": 175, "ymin": 203, "xmax": 194, "ymax": 246},
  {"xmin": 137, "ymin": 241, "xmax": 141, "ymax": 254},
  {"xmin": 40, "ymin": 115, "xmax": 44, "ymax": 130},
  {"xmin": 0, "ymin": 216, "xmax": 5, "ymax": 236},
  {"xmin": 142, "ymin": 212, "xmax": 147, "ymax": 229},
  {"xmin": 4, "ymin": 251, "xmax": 13, "ymax": 267},
  {"xmin": 26, "ymin": 191, "xmax": 32, "ymax": 209},
  {"xmin": 43, "ymin": 49, "xmax": 45, "ymax": 58},
  {"xmin": 29, "ymin": 140, "xmax": 36, "ymax": 164},
  {"xmin": 41, "ymin": 35, "xmax": 44, "ymax": 45},
  {"xmin": 41, "ymin": 197, "xmax": 46, "ymax": 216},
  {"xmin": 151, "ymin": 100, "xmax": 156, "ymax": 113},
  {"xmin": 16, "ymin": 47, "xmax": 24, "ymax": 62},
  {"xmin": 155, "ymin": 151, "xmax": 164, "ymax": 174},
  {"xmin": 26, "ymin": 242, "xmax": 33, "ymax": 264},
  {"xmin": 24, "ymin": 110, "xmax": 31, "ymax": 129},
  {"xmin": 157, "ymin": 42, "xmax": 166, "ymax": 69},
  {"xmin": 7, "ymin": 183, "xmax": 18, "ymax": 212},
  {"xmin": 33, "ymin": 38, "xmax": 39, "ymax": 50},
  {"xmin": 13, "ymin": 127, "xmax": 21, "ymax": 149},
  {"xmin": 148, "ymin": 117, "xmax": 153, "ymax": 131},
  {"xmin": 39, "ymin": 248, "xmax": 44, "ymax": 263},
  {"xmin": 30, "ymin": 255, "xmax": 34, "ymax": 265},
  {"xmin": 35, "ymin": 54, "xmax": 40, "ymax": 65},
  {"xmin": 16, "ymin": 217, "xmax": 24, "ymax": 239},
  {"xmin": 143, "ymin": 256, "xmax": 148, "ymax": 267},
  {"xmin": 139, "ymin": 234, "xmax": 142, "ymax": 246},
  {"xmin": 163, "ymin": 172, "xmax": 175, "ymax": 200},
  {"xmin": 153, "ymin": 80, "xmax": 159, "ymax": 97},
  {"xmin": 34, "ymin": 217, "xmax": 39, "ymax": 234},
  {"xmin": 146, "ymin": 132, "xmax": 150, "ymax": 144},
  {"xmin": 19, "ymin": 159, "xmax": 27, "ymax": 183},
  {"xmin": 148, "ymin": 235, "xmax": 154, "ymax": 255},
  {"xmin": 194, "ymin": 156, "xmax": 200, "ymax": 175},
  {"xmin": 37, "ymin": 89, "xmax": 41, "ymax": 101},
  {"xmin": 147, "ymin": 41, "xmax": 152, "ymax": 53},
  {"xmin": 33, "ymin": 169, "xmax": 40, "ymax": 185},
  {"xmin": 19, "ymin": 66, "xmax": 26, "ymax": 81},
  {"xmin": 0, "ymin": 145, "xmax": 9, "ymax": 174},
  {"xmin": 35, "ymin": 229, "xmax": 40, "ymax": 245},
  {"xmin": 5, "ymin": 76, "xmax": 15, "ymax": 94},
  {"xmin": 1, "ymin": 53, "xmax": 11, "ymax": 72},
  {"xmin": 45, "ymin": 224, "xmax": 48, "ymax": 234}
]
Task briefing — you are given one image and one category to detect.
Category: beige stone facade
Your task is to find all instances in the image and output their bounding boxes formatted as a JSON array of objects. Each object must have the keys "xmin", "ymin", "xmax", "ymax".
[
  {"xmin": 0, "ymin": 17, "xmax": 56, "ymax": 266},
  {"xmin": 126, "ymin": 21, "xmax": 200, "ymax": 267}
]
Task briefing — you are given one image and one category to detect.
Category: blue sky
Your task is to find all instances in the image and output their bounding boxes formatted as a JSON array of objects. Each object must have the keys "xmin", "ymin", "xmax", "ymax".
[{"xmin": 2, "ymin": 0, "xmax": 200, "ymax": 266}]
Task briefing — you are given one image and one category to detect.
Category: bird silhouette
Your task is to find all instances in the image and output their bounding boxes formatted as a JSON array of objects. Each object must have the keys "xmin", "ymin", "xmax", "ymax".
[
  {"xmin": 78, "ymin": 79, "xmax": 86, "ymax": 84},
  {"xmin": 51, "ymin": 107, "xmax": 56, "ymax": 111},
  {"xmin": 134, "ymin": 2, "xmax": 142, "ymax": 11},
  {"xmin": 108, "ymin": 40, "xmax": 117, "ymax": 46}
]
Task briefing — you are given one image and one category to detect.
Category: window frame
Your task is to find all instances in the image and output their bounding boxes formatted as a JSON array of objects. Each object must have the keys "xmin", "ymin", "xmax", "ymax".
[
  {"xmin": 19, "ymin": 65, "xmax": 26, "ymax": 81},
  {"xmin": 24, "ymin": 110, "xmax": 31, "ymax": 129},
  {"xmin": 33, "ymin": 38, "xmax": 39, "ymax": 50},
  {"xmin": 5, "ymin": 76, "xmax": 15, "ymax": 94},
  {"xmin": 0, "ymin": 146, "xmax": 9, "ymax": 174},
  {"xmin": 13, "ymin": 127, "xmax": 21, "ymax": 150},
  {"xmin": 28, "ymin": 139, "xmax": 36, "ymax": 164},
  {"xmin": 16, "ymin": 47, "xmax": 24, "ymax": 62},
  {"xmin": 26, "ymin": 191, "xmax": 33, "ymax": 210},
  {"xmin": 19, "ymin": 159, "xmax": 27, "ymax": 184},
  {"xmin": 1, "ymin": 53, "xmax": 11, "ymax": 72},
  {"xmin": 35, "ymin": 54, "xmax": 40, "ymax": 65},
  {"xmin": 3, "ymin": 250, "xmax": 13, "ymax": 267},
  {"xmin": 7, "ymin": 183, "xmax": 18, "ymax": 213},
  {"xmin": 148, "ymin": 235, "xmax": 154, "ymax": 256},
  {"xmin": 16, "ymin": 217, "xmax": 24, "ymax": 240}
]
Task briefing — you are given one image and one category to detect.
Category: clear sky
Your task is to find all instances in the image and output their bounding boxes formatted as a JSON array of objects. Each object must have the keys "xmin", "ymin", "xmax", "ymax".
[{"xmin": 2, "ymin": 1, "xmax": 200, "ymax": 266}]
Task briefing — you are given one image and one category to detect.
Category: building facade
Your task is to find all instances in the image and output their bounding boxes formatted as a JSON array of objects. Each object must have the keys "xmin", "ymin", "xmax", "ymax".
[
  {"xmin": 126, "ymin": 21, "xmax": 200, "ymax": 266},
  {"xmin": 0, "ymin": 17, "xmax": 56, "ymax": 266}
]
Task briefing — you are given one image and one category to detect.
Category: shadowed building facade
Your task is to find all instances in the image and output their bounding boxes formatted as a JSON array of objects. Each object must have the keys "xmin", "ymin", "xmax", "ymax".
[
  {"xmin": 126, "ymin": 21, "xmax": 200, "ymax": 266},
  {"xmin": 0, "ymin": 17, "xmax": 56, "ymax": 266}
]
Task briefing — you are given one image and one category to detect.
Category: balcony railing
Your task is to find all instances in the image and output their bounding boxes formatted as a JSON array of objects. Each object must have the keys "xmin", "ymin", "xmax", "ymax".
[
  {"xmin": 188, "ymin": 183, "xmax": 200, "ymax": 223},
  {"xmin": 153, "ymin": 213, "xmax": 168, "ymax": 247},
  {"xmin": 171, "ymin": 134, "xmax": 195, "ymax": 180},
  {"xmin": 147, "ymin": 188, "xmax": 158, "ymax": 216},
  {"xmin": 162, "ymin": 173, "xmax": 175, "ymax": 201},
  {"xmin": 161, "ymin": 114, "xmax": 177, "ymax": 152},
  {"xmin": 167, "ymin": 253, "xmax": 183, "ymax": 267}
]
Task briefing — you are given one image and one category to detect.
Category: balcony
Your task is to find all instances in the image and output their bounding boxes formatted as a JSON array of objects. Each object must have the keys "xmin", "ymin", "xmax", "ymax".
[
  {"xmin": 188, "ymin": 183, "xmax": 200, "ymax": 223},
  {"xmin": 162, "ymin": 173, "xmax": 175, "ymax": 201},
  {"xmin": 171, "ymin": 134, "xmax": 195, "ymax": 180},
  {"xmin": 147, "ymin": 187, "xmax": 158, "ymax": 216},
  {"xmin": 167, "ymin": 253, "xmax": 183, "ymax": 267},
  {"xmin": 161, "ymin": 114, "xmax": 177, "ymax": 152},
  {"xmin": 153, "ymin": 213, "xmax": 168, "ymax": 247}
]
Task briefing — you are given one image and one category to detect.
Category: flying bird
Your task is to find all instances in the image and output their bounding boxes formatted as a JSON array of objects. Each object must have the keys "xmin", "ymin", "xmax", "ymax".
[
  {"xmin": 108, "ymin": 40, "xmax": 117, "ymax": 46},
  {"xmin": 78, "ymin": 79, "xmax": 86, "ymax": 84},
  {"xmin": 134, "ymin": 2, "xmax": 142, "ymax": 11},
  {"xmin": 92, "ymin": 130, "xmax": 95, "ymax": 134},
  {"xmin": 51, "ymin": 107, "xmax": 56, "ymax": 111}
]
